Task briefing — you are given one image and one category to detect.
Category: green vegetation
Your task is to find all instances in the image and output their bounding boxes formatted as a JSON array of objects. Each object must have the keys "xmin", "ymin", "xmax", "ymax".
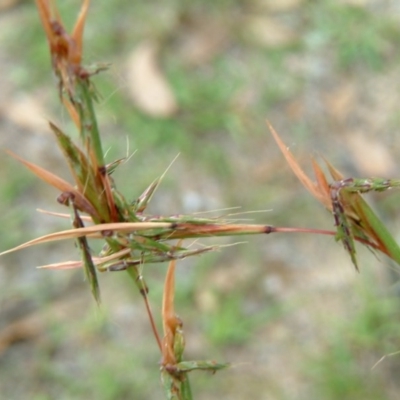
[{"xmin": 1, "ymin": 1, "xmax": 400, "ymax": 399}]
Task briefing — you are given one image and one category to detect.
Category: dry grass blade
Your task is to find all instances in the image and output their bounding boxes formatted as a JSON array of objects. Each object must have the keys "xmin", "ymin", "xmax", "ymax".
[
  {"xmin": 38, "ymin": 248, "xmax": 131, "ymax": 270},
  {"xmin": 162, "ymin": 256, "xmax": 180, "ymax": 365},
  {"xmin": 267, "ymin": 120, "xmax": 331, "ymax": 208},
  {"xmin": 6, "ymin": 150, "xmax": 99, "ymax": 219},
  {"xmin": 0, "ymin": 222, "xmax": 173, "ymax": 256},
  {"xmin": 37, "ymin": 209, "xmax": 92, "ymax": 222},
  {"xmin": 71, "ymin": 0, "xmax": 90, "ymax": 65}
]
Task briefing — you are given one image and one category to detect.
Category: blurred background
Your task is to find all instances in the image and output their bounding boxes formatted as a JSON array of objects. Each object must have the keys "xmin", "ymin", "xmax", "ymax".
[{"xmin": 1, "ymin": 0, "xmax": 400, "ymax": 399}]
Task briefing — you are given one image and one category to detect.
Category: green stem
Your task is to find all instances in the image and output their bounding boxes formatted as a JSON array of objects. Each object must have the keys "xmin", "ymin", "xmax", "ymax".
[
  {"xmin": 77, "ymin": 78, "xmax": 105, "ymax": 167},
  {"xmin": 180, "ymin": 375, "xmax": 193, "ymax": 400},
  {"xmin": 126, "ymin": 266, "xmax": 162, "ymax": 351}
]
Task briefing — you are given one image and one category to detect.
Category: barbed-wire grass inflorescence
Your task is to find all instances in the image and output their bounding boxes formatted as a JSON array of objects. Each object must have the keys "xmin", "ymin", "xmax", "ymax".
[{"xmin": 2, "ymin": 1, "xmax": 400, "ymax": 399}]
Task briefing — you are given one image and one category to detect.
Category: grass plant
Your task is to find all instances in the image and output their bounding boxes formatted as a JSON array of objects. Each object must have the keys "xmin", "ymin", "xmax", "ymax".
[{"xmin": 2, "ymin": 1, "xmax": 400, "ymax": 399}]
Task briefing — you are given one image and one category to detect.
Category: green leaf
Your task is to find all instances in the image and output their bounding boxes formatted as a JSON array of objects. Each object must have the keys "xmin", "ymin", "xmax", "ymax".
[
  {"xmin": 49, "ymin": 121, "xmax": 110, "ymax": 222},
  {"xmin": 353, "ymin": 195, "xmax": 400, "ymax": 266},
  {"xmin": 175, "ymin": 360, "xmax": 230, "ymax": 373}
]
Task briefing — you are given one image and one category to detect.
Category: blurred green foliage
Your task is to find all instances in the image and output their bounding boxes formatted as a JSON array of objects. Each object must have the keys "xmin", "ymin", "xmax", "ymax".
[{"xmin": 1, "ymin": 0, "xmax": 400, "ymax": 399}]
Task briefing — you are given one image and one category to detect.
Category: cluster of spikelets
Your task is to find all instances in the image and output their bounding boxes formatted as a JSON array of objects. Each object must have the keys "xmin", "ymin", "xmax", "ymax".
[{"xmin": 2, "ymin": 1, "xmax": 400, "ymax": 398}]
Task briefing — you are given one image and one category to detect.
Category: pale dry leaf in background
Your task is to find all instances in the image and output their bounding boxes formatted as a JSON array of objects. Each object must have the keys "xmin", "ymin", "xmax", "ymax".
[
  {"xmin": 245, "ymin": 16, "xmax": 297, "ymax": 48},
  {"xmin": 345, "ymin": 130, "xmax": 396, "ymax": 176},
  {"xmin": 1, "ymin": 95, "xmax": 50, "ymax": 133},
  {"xmin": 256, "ymin": 0, "xmax": 305, "ymax": 12},
  {"xmin": 0, "ymin": 94, "xmax": 59, "ymax": 163},
  {"xmin": 323, "ymin": 82, "xmax": 357, "ymax": 123},
  {"xmin": 177, "ymin": 19, "xmax": 229, "ymax": 67},
  {"xmin": 125, "ymin": 41, "xmax": 178, "ymax": 118},
  {"xmin": 0, "ymin": 0, "xmax": 20, "ymax": 11}
]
